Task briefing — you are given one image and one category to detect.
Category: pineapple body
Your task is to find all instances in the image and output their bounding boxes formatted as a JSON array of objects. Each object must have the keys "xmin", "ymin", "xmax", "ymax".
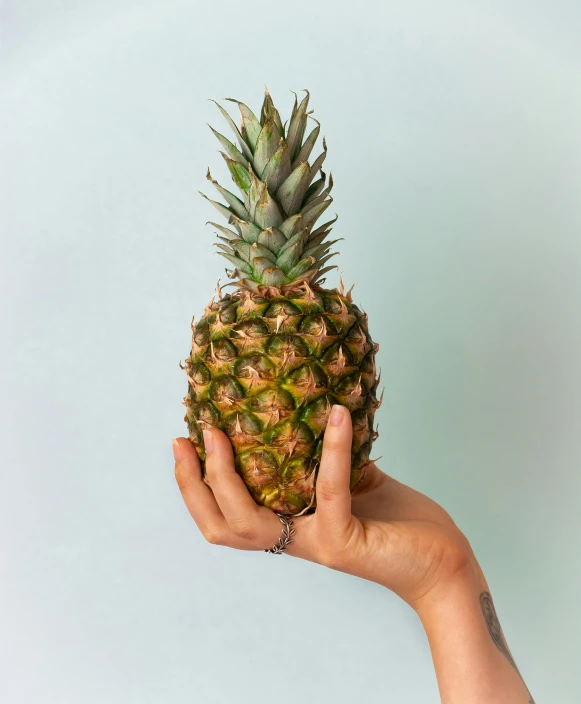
[{"xmin": 184, "ymin": 285, "xmax": 380, "ymax": 515}]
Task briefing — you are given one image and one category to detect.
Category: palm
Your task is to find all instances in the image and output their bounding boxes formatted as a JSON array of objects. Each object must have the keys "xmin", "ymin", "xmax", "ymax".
[
  {"xmin": 341, "ymin": 464, "xmax": 472, "ymax": 604},
  {"xmin": 351, "ymin": 463, "xmax": 453, "ymax": 524}
]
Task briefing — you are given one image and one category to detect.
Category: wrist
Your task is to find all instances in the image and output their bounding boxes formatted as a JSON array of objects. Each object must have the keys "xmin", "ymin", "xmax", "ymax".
[{"xmin": 412, "ymin": 544, "xmax": 486, "ymax": 626}]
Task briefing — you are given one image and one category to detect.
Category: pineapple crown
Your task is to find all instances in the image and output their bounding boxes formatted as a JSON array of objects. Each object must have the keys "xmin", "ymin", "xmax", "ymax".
[{"xmin": 200, "ymin": 88, "xmax": 338, "ymax": 293}]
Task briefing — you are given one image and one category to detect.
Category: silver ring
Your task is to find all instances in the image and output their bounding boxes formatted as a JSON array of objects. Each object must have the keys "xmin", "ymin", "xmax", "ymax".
[{"xmin": 264, "ymin": 513, "xmax": 295, "ymax": 555}]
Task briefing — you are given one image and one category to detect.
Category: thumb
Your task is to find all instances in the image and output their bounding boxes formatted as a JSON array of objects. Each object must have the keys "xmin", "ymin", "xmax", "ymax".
[{"xmin": 315, "ymin": 404, "xmax": 353, "ymax": 532}]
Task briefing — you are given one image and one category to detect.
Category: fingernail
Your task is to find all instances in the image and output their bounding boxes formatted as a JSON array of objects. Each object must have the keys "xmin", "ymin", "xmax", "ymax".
[
  {"xmin": 203, "ymin": 428, "xmax": 214, "ymax": 455},
  {"xmin": 330, "ymin": 404, "xmax": 345, "ymax": 426},
  {"xmin": 171, "ymin": 438, "xmax": 181, "ymax": 462}
]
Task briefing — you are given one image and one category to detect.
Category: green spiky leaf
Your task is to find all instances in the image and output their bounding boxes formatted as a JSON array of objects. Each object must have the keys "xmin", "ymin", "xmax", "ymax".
[
  {"xmin": 302, "ymin": 170, "xmax": 326, "ymax": 207},
  {"xmin": 257, "ymin": 227, "xmax": 287, "ymax": 252},
  {"xmin": 210, "ymin": 100, "xmax": 253, "ymax": 162},
  {"xmin": 303, "ymin": 240, "xmax": 339, "ymax": 261},
  {"xmin": 225, "ymin": 99, "xmax": 262, "ymax": 151},
  {"xmin": 276, "ymin": 162, "xmax": 311, "ymax": 216},
  {"xmin": 253, "ymin": 119, "xmax": 281, "ymax": 176},
  {"xmin": 302, "ymin": 173, "xmax": 334, "ymax": 211},
  {"xmin": 308, "ymin": 138, "xmax": 328, "ymax": 181},
  {"xmin": 248, "ymin": 168, "xmax": 283, "ymax": 228},
  {"xmin": 279, "ymin": 213, "xmax": 304, "ymax": 238},
  {"xmin": 209, "ymin": 125, "xmax": 248, "ymax": 166},
  {"xmin": 259, "ymin": 265, "xmax": 287, "ymax": 286},
  {"xmin": 206, "ymin": 169, "xmax": 250, "ymax": 220},
  {"xmin": 251, "ymin": 256, "xmax": 276, "ymax": 277},
  {"xmin": 308, "ymin": 215, "xmax": 338, "ymax": 242},
  {"xmin": 300, "ymin": 196, "xmax": 332, "ymax": 231},
  {"xmin": 199, "ymin": 191, "xmax": 234, "ymax": 222},
  {"xmin": 278, "ymin": 228, "xmax": 308, "ymax": 256},
  {"xmin": 286, "ymin": 90, "xmax": 310, "ymax": 162},
  {"xmin": 215, "ymin": 242, "xmax": 234, "ymax": 254},
  {"xmin": 231, "ymin": 217, "xmax": 261, "ymax": 244},
  {"xmin": 305, "ymin": 227, "xmax": 333, "ymax": 249},
  {"xmin": 286, "ymin": 256, "xmax": 316, "ymax": 280},
  {"xmin": 261, "ymin": 88, "xmax": 285, "ymax": 137},
  {"xmin": 260, "ymin": 141, "xmax": 292, "ymax": 190},
  {"xmin": 314, "ymin": 252, "xmax": 338, "ymax": 269},
  {"xmin": 275, "ymin": 237, "xmax": 305, "ymax": 271},
  {"xmin": 207, "ymin": 221, "xmax": 240, "ymax": 240},
  {"xmin": 312, "ymin": 264, "xmax": 338, "ymax": 282},
  {"xmin": 220, "ymin": 153, "xmax": 251, "ymax": 194},
  {"xmin": 250, "ymin": 241, "xmax": 277, "ymax": 263},
  {"xmin": 291, "ymin": 120, "xmax": 320, "ymax": 170},
  {"xmin": 218, "ymin": 251, "xmax": 253, "ymax": 275}
]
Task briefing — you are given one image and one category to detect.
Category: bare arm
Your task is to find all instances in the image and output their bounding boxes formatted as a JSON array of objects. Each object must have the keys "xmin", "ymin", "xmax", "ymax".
[
  {"xmin": 173, "ymin": 405, "xmax": 535, "ymax": 703},
  {"xmin": 417, "ymin": 563, "xmax": 535, "ymax": 703}
]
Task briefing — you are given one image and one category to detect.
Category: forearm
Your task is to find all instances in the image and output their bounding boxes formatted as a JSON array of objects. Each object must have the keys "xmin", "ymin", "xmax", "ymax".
[{"xmin": 415, "ymin": 559, "xmax": 535, "ymax": 704}]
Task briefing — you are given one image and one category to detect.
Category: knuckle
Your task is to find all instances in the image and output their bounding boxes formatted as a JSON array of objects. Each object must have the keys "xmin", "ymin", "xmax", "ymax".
[
  {"xmin": 174, "ymin": 462, "xmax": 191, "ymax": 490},
  {"xmin": 316, "ymin": 482, "xmax": 340, "ymax": 503},
  {"xmin": 324, "ymin": 428, "xmax": 351, "ymax": 451},
  {"xmin": 202, "ymin": 525, "xmax": 226, "ymax": 546},
  {"xmin": 228, "ymin": 518, "xmax": 258, "ymax": 542},
  {"xmin": 323, "ymin": 435, "xmax": 343, "ymax": 452}
]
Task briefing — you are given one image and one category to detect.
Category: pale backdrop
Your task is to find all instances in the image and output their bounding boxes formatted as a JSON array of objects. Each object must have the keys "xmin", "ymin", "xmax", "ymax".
[{"xmin": 1, "ymin": 1, "xmax": 580, "ymax": 702}]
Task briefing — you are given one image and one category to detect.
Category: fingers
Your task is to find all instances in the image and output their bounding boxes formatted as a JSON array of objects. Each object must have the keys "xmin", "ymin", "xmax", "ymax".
[
  {"xmin": 173, "ymin": 437, "xmax": 250, "ymax": 549},
  {"xmin": 315, "ymin": 404, "xmax": 353, "ymax": 531},
  {"xmin": 175, "ymin": 412, "xmax": 357, "ymax": 559},
  {"xmin": 203, "ymin": 428, "xmax": 281, "ymax": 547}
]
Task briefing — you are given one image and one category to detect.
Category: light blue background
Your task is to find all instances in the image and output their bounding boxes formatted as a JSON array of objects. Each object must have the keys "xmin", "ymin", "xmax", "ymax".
[{"xmin": 1, "ymin": 1, "xmax": 580, "ymax": 702}]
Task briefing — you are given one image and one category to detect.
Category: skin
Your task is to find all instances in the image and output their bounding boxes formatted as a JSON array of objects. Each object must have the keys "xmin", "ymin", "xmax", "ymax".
[{"xmin": 173, "ymin": 404, "xmax": 534, "ymax": 703}]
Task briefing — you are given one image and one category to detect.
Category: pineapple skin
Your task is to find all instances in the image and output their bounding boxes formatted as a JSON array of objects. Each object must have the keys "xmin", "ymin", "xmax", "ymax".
[{"xmin": 183, "ymin": 284, "xmax": 380, "ymax": 516}]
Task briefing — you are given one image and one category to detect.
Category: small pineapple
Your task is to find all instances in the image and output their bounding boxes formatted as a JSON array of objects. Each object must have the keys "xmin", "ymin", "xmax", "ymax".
[{"xmin": 182, "ymin": 88, "xmax": 381, "ymax": 516}]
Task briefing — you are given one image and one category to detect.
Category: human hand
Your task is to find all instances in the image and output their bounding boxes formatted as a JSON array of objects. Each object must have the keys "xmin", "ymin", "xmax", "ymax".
[
  {"xmin": 174, "ymin": 407, "xmax": 537, "ymax": 702},
  {"xmin": 173, "ymin": 404, "xmax": 476, "ymax": 611}
]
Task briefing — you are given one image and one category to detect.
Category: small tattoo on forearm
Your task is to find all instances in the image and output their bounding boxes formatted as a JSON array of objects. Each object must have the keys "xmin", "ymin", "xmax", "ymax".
[
  {"xmin": 479, "ymin": 592, "xmax": 517, "ymax": 669},
  {"xmin": 480, "ymin": 591, "xmax": 535, "ymax": 703}
]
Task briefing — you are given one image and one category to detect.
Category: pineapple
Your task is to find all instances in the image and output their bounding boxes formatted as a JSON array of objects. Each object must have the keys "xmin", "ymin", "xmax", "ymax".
[{"xmin": 182, "ymin": 88, "xmax": 381, "ymax": 516}]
